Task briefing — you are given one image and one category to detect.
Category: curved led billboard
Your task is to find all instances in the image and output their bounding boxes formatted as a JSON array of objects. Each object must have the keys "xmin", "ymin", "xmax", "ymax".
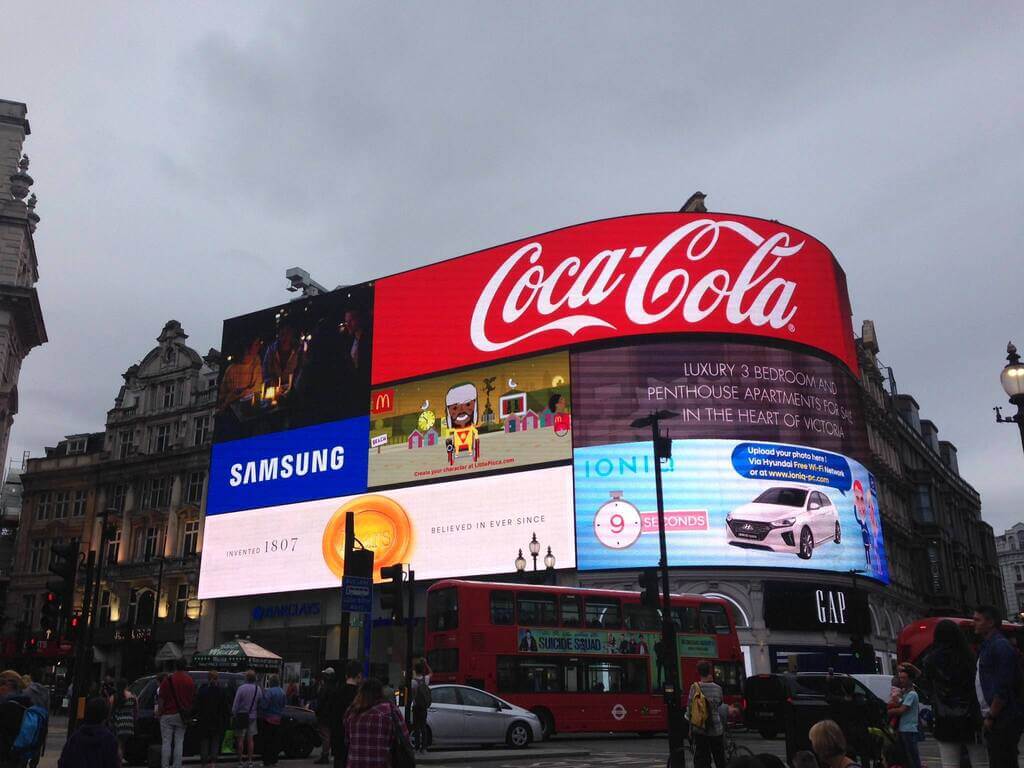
[{"xmin": 200, "ymin": 212, "xmax": 885, "ymax": 601}]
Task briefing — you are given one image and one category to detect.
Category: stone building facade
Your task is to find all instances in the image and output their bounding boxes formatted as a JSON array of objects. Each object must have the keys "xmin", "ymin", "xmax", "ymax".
[
  {"xmin": 4, "ymin": 321, "xmax": 218, "ymax": 679},
  {"xmin": 0, "ymin": 99, "xmax": 47, "ymax": 478},
  {"xmin": 995, "ymin": 523, "xmax": 1024, "ymax": 619}
]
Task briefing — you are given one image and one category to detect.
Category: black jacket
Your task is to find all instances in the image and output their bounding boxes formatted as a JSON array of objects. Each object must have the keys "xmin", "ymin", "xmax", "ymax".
[
  {"xmin": 57, "ymin": 724, "xmax": 120, "ymax": 768},
  {"xmin": 194, "ymin": 683, "xmax": 230, "ymax": 732}
]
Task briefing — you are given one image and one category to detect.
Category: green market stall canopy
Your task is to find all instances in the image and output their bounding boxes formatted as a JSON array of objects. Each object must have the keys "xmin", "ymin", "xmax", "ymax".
[{"xmin": 192, "ymin": 638, "xmax": 282, "ymax": 672}]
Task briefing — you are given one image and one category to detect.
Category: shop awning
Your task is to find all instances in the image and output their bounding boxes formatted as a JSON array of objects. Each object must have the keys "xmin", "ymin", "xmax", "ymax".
[{"xmin": 191, "ymin": 638, "xmax": 282, "ymax": 672}]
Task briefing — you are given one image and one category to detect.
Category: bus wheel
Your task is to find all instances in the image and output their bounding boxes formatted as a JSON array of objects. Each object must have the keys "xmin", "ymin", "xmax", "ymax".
[{"xmin": 531, "ymin": 708, "xmax": 555, "ymax": 740}]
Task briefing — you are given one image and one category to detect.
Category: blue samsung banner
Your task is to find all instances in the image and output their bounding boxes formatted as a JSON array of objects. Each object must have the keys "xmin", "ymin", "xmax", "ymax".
[{"xmin": 207, "ymin": 416, "xmax": 370, "ymax": 515}]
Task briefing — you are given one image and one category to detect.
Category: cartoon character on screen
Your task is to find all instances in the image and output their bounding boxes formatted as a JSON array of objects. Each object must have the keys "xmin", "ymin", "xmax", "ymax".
[
  {"xmin": 852, "ymin": 479, "xmax": 872, "ymax": 567},
  {"xmin": 546, "ymin": 392, "xmax": 572, "ymax": 436},
  {"xmin": 444, "ymin": 382, "xmax": 480, "ymax": 465},
  {"xmin": 867, "ymin": 475, "xmax": 882, "ymax": 571}
]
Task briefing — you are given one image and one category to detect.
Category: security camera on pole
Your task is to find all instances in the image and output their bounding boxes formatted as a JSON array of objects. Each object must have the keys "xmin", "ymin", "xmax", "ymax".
[{"xmin": 631, "ymin": 410, "xmax": 684, "ymax": 768}]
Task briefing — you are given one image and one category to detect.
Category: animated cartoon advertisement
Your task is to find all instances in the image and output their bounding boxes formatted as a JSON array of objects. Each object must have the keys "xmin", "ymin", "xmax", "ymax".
[{"xmin": 368, "ymin": 352, "xmax": 572, "ymax": 487}]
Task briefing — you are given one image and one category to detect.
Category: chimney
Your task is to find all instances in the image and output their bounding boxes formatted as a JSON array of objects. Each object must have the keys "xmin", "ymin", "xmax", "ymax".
[
  {"xmin": 861, "ymin": 320, "xmax": 879, "ymax": 354},
  {"xmin": 939, "ymin": 440, "xmax": 960, "ymax": 475},
  {"xmin": 894, "ymin": 394, "xmax": 921, "ymax": 433},
  {"xmin": 920, "ymin": 419, "xmax": 940, "ymax": 453}
]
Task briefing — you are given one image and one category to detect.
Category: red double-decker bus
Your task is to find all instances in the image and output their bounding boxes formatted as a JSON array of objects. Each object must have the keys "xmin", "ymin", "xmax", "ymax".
[
  {"xmin": 897, "ymin": 616, "xmax": 1022, "ymax": 667},
  {"xmin": 424, "ymin": 579, "xmax": 744, "ymax": 737}
]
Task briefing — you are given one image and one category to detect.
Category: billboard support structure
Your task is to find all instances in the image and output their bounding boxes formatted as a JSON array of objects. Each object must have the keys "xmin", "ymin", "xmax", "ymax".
[{"xmin": 633, "ymin": 410, "xmax": 685, "ymax": 768}]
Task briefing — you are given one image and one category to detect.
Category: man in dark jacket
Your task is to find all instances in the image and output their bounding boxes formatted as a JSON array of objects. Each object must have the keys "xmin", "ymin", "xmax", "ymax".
[
  {"xmin": 975, "ymin": 604, "xmax": 1024, "ymax": 768},
  {"xmin": 194, "ymin": 671, "xmax": 229, "ymax": 768},
  {"xmin": 314, "ymin": 670, "xmax": 336, "ymax": 764},
  {"xmin": 332, "ymin": 662, "xmax": 362, "ymax": 768},
  {"xmin": 57, "ymin": 698, "xmax": 119, "ymax": 768}
]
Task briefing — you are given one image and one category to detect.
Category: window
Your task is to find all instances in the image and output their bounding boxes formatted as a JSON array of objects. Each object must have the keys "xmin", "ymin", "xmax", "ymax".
[
  {"xmin": 153, "ymin": 424, "xmax": 172, "ymax": 453},
  {"xmin": 98, "ymin": 590, "xmax": 112, "ymax": 626},
  {"xmin": 21, "ymin": 594, "xmax": 35, "ymax": 627},
  {"xmin": 427, "ymin": 588, "xmax": 458, "ymax": 631},
  {"xmin": 490, "ymin": 591, "xmax": 515, "ymax": 625},
  {"xmin": 174, "ymin": 583, "xmax": 189, "ymax": 623},
  {"xmin": 68, "ymin": 438, "xmax": 87, "ymax": 455},
  {"xmin": 457, "ymin": 687, "xmax": 498, "ymax": 709},
  {"xmin": 29, "ymin": 539, "xmax": 46, "ymax": 573},
  {"xmin": 559, "ymin": 595, "xmax": 582, "ymax": 627},
  {"xmin": 137, "ymin": 526, "xmax": 162, "ymax": 562},
  {"xmin": 517, "ymin": 592, "xmax": 557, "ymax": 627},
  {"xmin": 585, "ymin": 597, "xmax": 622, "ymax": 629},
  {"xmin": 144, "ymin": 477, "xmax": 170, "ymax": 508},
  {"xmin": 699, "ymin": 603, "xmax": 731, "ymax": 634},
  {"xmin": 671, "ymin": 606, "xmax": 698, "ymax": 632},
  {"xmin": 118, "ymin": 430, "xmax": 135, "ymax": 459},
  {"xmin": 106, "ymin": 528, "xmax": 121, "ymax": 565},
  {"xmin": 915, "ymin": 484, "xmax": 935, "ymax": 523},
  {"xmin": 36, "ymin": 492, "xmax": 51, "ymax": 521},
  {"xmin": 186, "ymin": 472, "xmax": 205, "ymax": 505},
  {"xmin": 110, "ymin": 484, "xmax": 127, "ymax": 514},
  {"xmin": 425, "ymin": 648, "xmax": 459, "ymax": 674},
  {"xmin": 162, "ymin": 381, "xmax": 176, "ymax": 409},
  {"xmin": 1016, "ymin": 565, "xmax": 1023, "ymax": 583},
  {"xmin": 429, "ymin": 686, "xmax": 458, "ymax": 705},
  {"xmin": 584, "ymin": 659, "xmax": 649, "ymax": 694},
  {"xmin": 193, "ymin": 416, "xmax": 212, "ymax": 445},
  {"xmin": 624, "ymin": 603, "xmax": 661, "ymax": 630},
  {"xmin": 54, "ymin": 491, "xmax": 69, "ymax": 519},
  {"xmin": 181, "ymin": 520, "xmax": 199, "ymax": 556},
  {"xmin": 72, "ymin": 490, "xmax": 87, "ymax": 517}
]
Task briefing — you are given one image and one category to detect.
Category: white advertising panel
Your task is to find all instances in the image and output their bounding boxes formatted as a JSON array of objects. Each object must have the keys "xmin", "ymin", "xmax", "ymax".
[{"xmin": 198, "ymin": 465, "xmax": 575, "ymax": 599}]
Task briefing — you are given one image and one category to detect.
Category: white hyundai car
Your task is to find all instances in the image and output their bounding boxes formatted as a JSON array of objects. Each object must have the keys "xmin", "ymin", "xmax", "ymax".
[{"xmin": 726, "ymin": 485, "xmax": 841, "ymax": 559}]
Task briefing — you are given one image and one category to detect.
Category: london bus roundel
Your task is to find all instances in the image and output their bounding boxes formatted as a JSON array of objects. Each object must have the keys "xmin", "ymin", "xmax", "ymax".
[{"xmin": 594, "ymin": 491, "xmax": 643, "ymax": 549}]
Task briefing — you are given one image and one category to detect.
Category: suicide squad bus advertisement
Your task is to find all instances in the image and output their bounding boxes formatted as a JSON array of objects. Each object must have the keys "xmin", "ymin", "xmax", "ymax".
[
  {"xmin": 197, "ymin": 465, "xmax": 575, "ymax": 599},
  {"xmin": 573, "ymin": 439, "xmax": 888, "ymax": 582},
  {"xmin": 368, "ymin": 352, "xmax": 572, "ymax": 487}
]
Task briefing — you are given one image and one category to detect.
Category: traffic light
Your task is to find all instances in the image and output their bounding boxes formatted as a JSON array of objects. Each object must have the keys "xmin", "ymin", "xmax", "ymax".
[
  {"xmin": 40, "ymin": 591, "xmax": 61, "ymax": 632},
  {"xmin": 67, "ymin": 611, "xmax": 82, "ymax": 642},
  {"xmin": 379, "ymin": 564, "xmax": 405, "ymax": 622},
  {"xmin": 46, "ymin": 540, "xmax": 79, "ymax": 626},
  {"xmin": 639, "ymin": 569, "xmax": 660, "ymax": 610}
]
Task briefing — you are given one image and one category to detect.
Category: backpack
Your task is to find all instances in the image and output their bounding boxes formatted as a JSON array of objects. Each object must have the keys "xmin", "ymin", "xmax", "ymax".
[
  {"xmin": 11, "ymin": 704, "xmax": 48, "ymax": 761},
  {"xmin": 688, "ymin": 683, "xmax": 708, "ymax": 730},
  {"xmin": 413, "ymin": 680, "xmax": 431, "ymax": 710}
]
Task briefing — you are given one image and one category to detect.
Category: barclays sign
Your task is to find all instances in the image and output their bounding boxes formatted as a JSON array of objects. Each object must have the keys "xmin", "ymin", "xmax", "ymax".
[{"xmin": 252, "ymin": 602, "xmax": 321, "ymax": 622}]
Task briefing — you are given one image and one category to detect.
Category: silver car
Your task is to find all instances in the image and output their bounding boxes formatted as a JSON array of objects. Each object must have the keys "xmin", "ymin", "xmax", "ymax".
[{"xmin": 422, "ymin": 684, "xmax": 542, "ymax": 749}]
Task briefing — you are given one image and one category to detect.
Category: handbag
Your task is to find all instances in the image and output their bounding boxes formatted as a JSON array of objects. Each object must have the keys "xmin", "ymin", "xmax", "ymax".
[
  {"xmin": 231, "ymin": 685, "xmax": 259, "ymax": 731},
  {"xmin": 389, "ymin": 706, "xmax": 416, "ymax": 768}
]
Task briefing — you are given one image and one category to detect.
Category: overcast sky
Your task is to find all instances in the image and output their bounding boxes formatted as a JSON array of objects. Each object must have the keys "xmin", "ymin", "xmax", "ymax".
[{"xmin": 6, "ymin": 2, "xmax": 1023, "ymax": 532}]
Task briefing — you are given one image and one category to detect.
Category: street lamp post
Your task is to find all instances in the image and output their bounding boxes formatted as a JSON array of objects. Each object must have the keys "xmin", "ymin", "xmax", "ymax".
[
  {"xmin": 528, "ymin": 532, "xmax": 540, "ymax": 571},
  {"xmin": 514, "ymin": 549, "xmax": 526, "ymax": 574},
  {"xmin": 995, "ymin": 342, "xmax": 1024, "ymax": 454},
  {"xmin": 631, "ymin": 410, "xmax": 684, "ymax": 768}
]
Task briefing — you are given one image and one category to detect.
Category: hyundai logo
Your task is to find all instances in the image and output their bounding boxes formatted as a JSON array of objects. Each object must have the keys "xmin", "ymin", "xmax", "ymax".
[{"xmin": 742, "ymin": 523, "xmax": 753, "ymax": 531}]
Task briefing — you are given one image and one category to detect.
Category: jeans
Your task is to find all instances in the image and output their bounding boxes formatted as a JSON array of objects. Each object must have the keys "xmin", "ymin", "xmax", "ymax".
[
  {"xmin": 199, "ymin": 730, "xmax": 223, "ymax": 765},
  {"xmin": 899, "ymin": 732, "xmax": 921, "ymax": 768},
  {"xmin": 692, "ymin": 732, "xmax": 725, "ymax": 768},
  {"xmin": 985, "ymin": 718, "xmax": 1024, "ymax": 768},
  {"xmin": 160, "ymin": 714, "xmax": 187, "ymax": 768},
  {"xmin": 936, "ymin": 739, "xmax": 986, "ymax": 768}
]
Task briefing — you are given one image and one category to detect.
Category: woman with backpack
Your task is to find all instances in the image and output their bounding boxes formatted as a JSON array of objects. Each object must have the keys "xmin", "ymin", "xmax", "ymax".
[
  {"xmin": 922, "ymin": 619, "xmax": 984, "ymax": 768},
  {"xmin": 110, "ymin": 679, "xmax": 137, "ymax": 761}
]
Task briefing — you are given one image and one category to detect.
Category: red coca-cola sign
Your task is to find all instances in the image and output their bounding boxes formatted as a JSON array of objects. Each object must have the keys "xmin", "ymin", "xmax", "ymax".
[{"xmin": 372, "ymin": 213, "xmax": 858, "ymax": 384}]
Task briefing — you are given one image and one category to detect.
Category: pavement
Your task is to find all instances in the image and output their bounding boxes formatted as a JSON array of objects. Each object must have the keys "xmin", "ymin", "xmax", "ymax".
[{"xmin": 39, "ymin": 715, "xmax": 1000, "ymax": 768}]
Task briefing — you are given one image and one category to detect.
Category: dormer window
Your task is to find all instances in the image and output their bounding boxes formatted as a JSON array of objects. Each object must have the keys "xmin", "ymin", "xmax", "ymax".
[{"xmin": 67, "ymin": 438, "xmax": 87, "ymax": 455}]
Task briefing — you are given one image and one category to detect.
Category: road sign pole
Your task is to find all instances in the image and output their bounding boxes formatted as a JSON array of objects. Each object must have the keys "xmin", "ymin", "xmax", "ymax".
[
  {"xmin": 404, "ymin": 569, "xmax": 415, "ymax": 724},
  {"xmin": 339, "ymin": 511, "xmax": 355, "ymax": 662}
]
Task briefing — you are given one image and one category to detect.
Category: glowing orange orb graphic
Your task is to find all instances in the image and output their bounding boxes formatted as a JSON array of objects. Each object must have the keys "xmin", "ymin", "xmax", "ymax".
[{"xmin": 322, "ymin": 495, "xmax": 413, "ymax": 580}]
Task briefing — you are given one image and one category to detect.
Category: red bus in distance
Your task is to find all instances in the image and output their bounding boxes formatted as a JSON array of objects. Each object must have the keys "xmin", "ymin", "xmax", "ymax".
[
  {"xmin": 897, "ymin": 616, "xmax": 1022, "ymax": 667},
  {"xmin": 425, "ymin": 579, "xmax": 744, "ymax": 737}
]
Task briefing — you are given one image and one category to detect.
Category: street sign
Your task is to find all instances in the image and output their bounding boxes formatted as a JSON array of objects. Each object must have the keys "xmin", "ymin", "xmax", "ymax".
[{"xmin": 342, "ymin": 575, "xmax": 373, "ymax": 613}]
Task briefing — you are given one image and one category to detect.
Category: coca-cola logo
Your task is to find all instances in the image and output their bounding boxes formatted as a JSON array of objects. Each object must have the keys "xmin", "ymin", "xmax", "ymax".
[{"xmin": 470, "ymin": 219, "xmax": 802, "ymax": 352}]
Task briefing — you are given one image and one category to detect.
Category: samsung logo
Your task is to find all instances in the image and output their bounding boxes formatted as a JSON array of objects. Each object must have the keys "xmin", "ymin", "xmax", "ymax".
[{"xmin": 229, "ymin": 446, "xmax": 345, "ymax": 487}]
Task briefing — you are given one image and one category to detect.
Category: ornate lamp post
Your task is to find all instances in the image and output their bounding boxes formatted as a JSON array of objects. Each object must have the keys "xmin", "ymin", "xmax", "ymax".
[
  {"xmin": 544, "ymin": 547, "xmax": 556, "ymax": 570},
  {"xmin": 514, "ymin": 549, "xmax": 526, "ymax": 573},
  {"xmin": 994, "ymin": 342, "xmax": 1024, "ymax": 453},
  {"xmin": 528, "ymin": 532, "xmax": 541, "ymax": 571}
]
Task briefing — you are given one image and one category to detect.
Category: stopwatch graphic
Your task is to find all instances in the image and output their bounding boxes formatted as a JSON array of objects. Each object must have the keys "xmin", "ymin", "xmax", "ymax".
[{"xmin": 593, "ymin": 491, "xmax": 643, "ymax": 549}]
